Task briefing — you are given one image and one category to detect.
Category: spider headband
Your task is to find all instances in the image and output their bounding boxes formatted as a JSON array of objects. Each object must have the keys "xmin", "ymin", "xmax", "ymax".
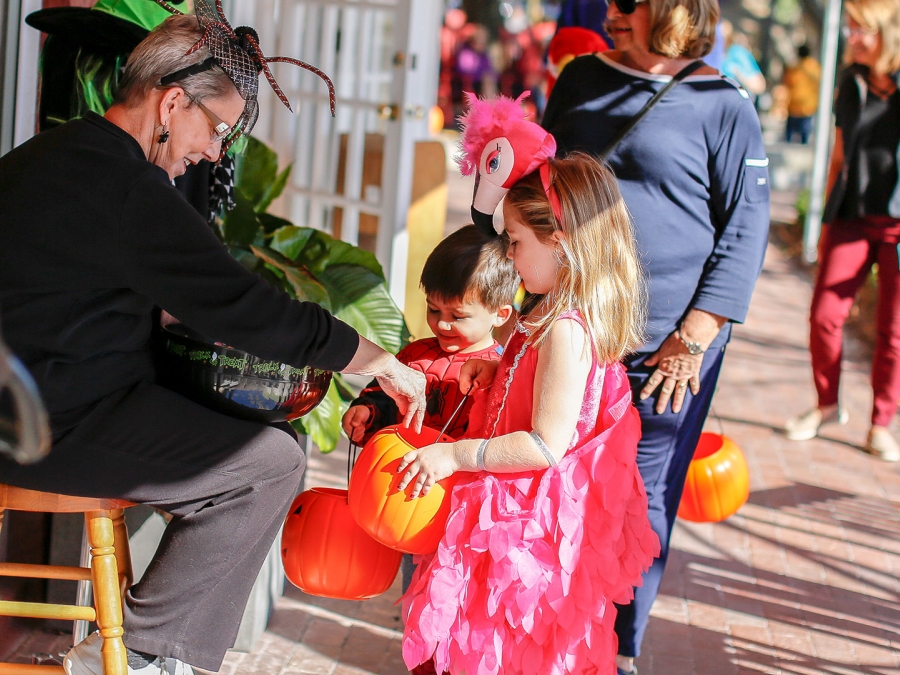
[
  {"xmin": 457, "ymin": 92, "xmax": 561, "ymax": 237},
  {"xmin": 152, "ymin": 0, "xmax": 336, "ymax": 159}
]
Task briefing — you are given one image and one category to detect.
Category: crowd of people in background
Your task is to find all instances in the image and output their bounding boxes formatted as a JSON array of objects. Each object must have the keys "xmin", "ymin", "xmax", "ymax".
[{"xmin": 436, "ymin": 2, "xmax": 824, "ymax": 145}]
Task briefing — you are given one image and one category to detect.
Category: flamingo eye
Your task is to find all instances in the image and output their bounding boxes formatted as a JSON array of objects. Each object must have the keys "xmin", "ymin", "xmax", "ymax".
[{"xmin": 486, "ymin": 145, "xmax": 502, "ymax": 174}]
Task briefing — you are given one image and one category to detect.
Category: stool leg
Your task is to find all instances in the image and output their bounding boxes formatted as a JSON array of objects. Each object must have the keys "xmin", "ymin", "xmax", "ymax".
[
  {"xmin": 110, "ymin": 509, "xmax": 132, "ymax": 595},
  {"xmin": 86, "ymin": 510, "xmax": 127, "ymax": 675},
  {"xmin": 74, "ymin": 526, "xmax": 93, "ymax": 645}
]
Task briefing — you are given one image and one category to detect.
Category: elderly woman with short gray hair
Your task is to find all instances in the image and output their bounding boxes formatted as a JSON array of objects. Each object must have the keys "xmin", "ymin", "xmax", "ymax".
[{"xmin": 0, "ymin": 8, "xmax": 425, "ymax": 675}]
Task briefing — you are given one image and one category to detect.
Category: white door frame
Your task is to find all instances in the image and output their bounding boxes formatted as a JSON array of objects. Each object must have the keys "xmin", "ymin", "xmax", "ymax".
[{"xmin": 234, "ymin": 0, "xmax": 441, "ymax": 311}]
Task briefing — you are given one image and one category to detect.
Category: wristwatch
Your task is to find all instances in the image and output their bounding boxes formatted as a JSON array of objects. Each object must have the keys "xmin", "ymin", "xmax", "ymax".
[{"xmin": 676, "ymin": 329, "xmax": 705, "ymax": 355}]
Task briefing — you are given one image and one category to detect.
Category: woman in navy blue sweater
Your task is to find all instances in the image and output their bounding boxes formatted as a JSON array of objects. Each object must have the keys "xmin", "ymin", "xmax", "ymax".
[{"xmin": 542, "ymin": 0, "xmax": 770, "ymax": 671}]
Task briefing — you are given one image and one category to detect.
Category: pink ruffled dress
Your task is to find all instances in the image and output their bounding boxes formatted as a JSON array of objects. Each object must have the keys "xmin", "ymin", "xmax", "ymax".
[{"xmin": 401, "ymin": 313, "xmax": 660, "ymax": 675}]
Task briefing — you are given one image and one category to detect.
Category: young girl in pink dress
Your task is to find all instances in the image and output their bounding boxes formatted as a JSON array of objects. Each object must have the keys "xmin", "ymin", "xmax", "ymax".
[{"xmin": 396, "ymin": 94, "xmax": 660, "ymax": 675}]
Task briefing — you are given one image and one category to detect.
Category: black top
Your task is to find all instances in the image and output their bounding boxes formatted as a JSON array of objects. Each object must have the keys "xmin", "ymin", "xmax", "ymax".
[
  {"xmin": 0, "ymin": 113, "xmax": 359, "ymax": 422},
  {"xmin": 826, "ymin": 65, "xmax": 900, "ymax": 223}
]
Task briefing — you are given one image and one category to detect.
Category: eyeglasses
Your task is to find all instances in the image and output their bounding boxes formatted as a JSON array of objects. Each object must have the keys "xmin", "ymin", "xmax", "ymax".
[
  {"xmin": 841, "ymin": 24, "xmax": 879, "ymax": 39},
  {"xmin": 186, "ymin": 94, "xmax": 232, "ymax": 143},
  {"xmin": 610, "ymin": 0, "xmax": 647, "ymax": 15}
]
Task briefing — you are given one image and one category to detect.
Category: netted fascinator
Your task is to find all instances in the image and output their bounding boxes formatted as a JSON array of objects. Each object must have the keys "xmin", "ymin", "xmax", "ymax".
[{"xmin": 153, "ymin": 0, "xmax": 335, "ymax": 159}]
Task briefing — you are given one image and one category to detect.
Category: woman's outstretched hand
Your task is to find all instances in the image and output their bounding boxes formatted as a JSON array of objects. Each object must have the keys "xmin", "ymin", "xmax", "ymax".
[
  {"xmin": 342, "ymin": 337, "xmax": 426, "ymax": 431},
  {"xmin": 397, "ymin": 443, "xmax": 460, "ymax": 499},
  {"xmin": 459, "ymin": 359, "xmax": 500, "ymax": 393}
]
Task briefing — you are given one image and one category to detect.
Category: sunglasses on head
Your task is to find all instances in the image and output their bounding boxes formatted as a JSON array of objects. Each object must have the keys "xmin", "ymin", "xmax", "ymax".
[{"xmin": 610, "ymin": 0, "xmax": 647, "ymax": 14}]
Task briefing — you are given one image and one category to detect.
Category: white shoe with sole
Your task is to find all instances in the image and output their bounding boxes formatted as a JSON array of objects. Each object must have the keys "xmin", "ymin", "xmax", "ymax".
[
  {"xmin": 64, "ymin": 632, "xmax": 193, "ymax": 675},
  {"xmin": 784, "ymin": 406, "xmax": 849, "ymax": 441},
  {"xmin": 863, "ymin": 427, "xmax": 900, "ymax": 462}
]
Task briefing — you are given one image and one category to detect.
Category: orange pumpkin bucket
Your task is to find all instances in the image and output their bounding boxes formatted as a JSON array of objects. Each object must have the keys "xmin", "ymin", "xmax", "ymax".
[
  {"xmin": 678, "ymin": 432, "xmax": 750, "ymax": 523},
  {"xmin": 281, "ymin": 487, "xmax": 402, "ymax": 600},
  {"xmin": 348, "ymin": 425, "xmax": 456, "ymax": 555}
]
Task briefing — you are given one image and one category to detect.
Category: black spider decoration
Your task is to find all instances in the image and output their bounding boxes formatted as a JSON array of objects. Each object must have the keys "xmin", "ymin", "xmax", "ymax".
[{"xmin": 152, "ymin": 0, "xmax": 336, "ymax": 122}]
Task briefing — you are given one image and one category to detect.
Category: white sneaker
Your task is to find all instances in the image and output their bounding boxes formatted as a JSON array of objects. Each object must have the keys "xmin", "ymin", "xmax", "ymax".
[
  {"xmin": 64, "ymin": 632, "xmax": 193, "ymax": 675},
  {"xmin": 784, "ymin": 406, "xmax": 849, "ymax": 441},
  {"xmin": 864, "ymin": 427, "xmax": 900, "ymax": 462}
]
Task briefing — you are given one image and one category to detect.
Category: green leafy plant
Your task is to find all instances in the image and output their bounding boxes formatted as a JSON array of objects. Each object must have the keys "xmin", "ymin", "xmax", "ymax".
[{"xmin": 219, "ymin": 137, "xmax": 411, "ymax": 451}]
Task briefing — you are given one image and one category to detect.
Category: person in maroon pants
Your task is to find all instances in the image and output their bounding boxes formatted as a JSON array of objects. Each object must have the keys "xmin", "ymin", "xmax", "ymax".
[{"xmin": 785, "ymin": 0, "xmax": 900, "ymax": 461}]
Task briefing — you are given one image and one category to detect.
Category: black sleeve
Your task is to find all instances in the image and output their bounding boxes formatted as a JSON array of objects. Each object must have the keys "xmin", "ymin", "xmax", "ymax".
[
  {"xmin": 118, "ymin": 171, "xmax": 360, "ymax": 372},
  {"xmin": 350, "ymin": 381, "xmax": 401, "ymax": 442},
  {"xmin": 834, "ymin": 69, "xmax": 858, "ymax": 130}
]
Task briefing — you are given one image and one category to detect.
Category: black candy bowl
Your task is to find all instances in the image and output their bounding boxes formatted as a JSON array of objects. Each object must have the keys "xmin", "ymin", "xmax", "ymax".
[{"xmin": 158, "ymin": 324, "xmax": 332, "ymax": 424}]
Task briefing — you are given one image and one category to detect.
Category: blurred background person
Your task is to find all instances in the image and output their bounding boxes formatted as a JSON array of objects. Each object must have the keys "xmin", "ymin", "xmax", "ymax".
[
  {"xmin": 784, "ymin": 0, "xmax": 900, "ymax": 462},
  {"xmin": 721, "ymin": 20, "xmax": 767, "ymax": 101},
  {"xmin": 782, "ymin": 44, "xmax": 821, "ymax": 143},
  {"xmin": 452, "ymin": 24, "xmax": 499, "ymax": 120}
]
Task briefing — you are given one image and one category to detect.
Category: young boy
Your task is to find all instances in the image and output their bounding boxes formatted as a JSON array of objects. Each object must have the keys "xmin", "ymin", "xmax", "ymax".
[{"xmin": 342, "ymin": 224, "xmax": 519, "ymax": 445}]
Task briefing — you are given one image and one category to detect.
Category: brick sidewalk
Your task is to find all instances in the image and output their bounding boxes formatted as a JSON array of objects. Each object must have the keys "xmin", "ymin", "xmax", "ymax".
[{"xmin": 5, "ymin": 240, "xmax": 900, "ymax": 674}]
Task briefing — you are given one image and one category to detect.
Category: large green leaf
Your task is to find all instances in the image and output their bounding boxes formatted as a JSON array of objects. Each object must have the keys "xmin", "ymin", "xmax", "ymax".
[
  {"xmin": 235, "ymin": 137, "xmax": 278, "ymax": 209},
  {"xmin": 257, "ymin": 163, "xmax": 292, "ymax": 213},
  {"xmin": 258, "ymin": 212, "xmax": 295, "ymax": 235},
  {"xmin": 291, "ymin": 229, "xmax": 386, "ymax": 279},
  {"xmin": 250, "ymin": 246, "xmax": 332, "ymax": 311},
  {"xmin": 291, "ymin": 380, "xmax": 346, "ymax": 453},
  {"xmin": 221, "ymin": 191, "xmax": 262, "ymax": 246},
  {"xmin": 270, "ymin": 226, "xmax": 316, "ymax": 261},
  {"xmin": 321, "ymin": 264, "xmax": 410, "ymax": 353}
]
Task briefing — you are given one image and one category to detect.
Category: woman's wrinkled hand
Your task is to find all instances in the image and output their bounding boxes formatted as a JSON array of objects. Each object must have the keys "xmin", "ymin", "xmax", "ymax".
[
  {"xmin": 639, "ymin": 333, "xmax": 704, "ymax": 414},
  {"xmin": 375, "ymin": 359, "xmax": 426, "ymax": 432},
  {"xmin": 459, "ymin": 359, "xmax": 499, "ymax": 394},
  {"xmin": 397, "ymin": 442, "xmax": 459, "ymax": 498}
]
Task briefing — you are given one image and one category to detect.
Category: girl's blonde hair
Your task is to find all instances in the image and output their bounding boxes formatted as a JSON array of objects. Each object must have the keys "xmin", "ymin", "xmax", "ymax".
[
  {"xmin": 504, "ymin": 153, "xmax": 647, "ymax": 363},
  {"xmin": 845, "ymin": 0, "xmax": 900, "ymax": 74},
  {"xmin": 647, "ymin": 0, "xmax": 719, "ymax": 59}
]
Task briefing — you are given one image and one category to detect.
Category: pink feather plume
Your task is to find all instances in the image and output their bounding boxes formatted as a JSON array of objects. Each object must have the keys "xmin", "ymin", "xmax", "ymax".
[{"xmin": 457, "ymin": 91, "xmax": 532, "ymax": 176}]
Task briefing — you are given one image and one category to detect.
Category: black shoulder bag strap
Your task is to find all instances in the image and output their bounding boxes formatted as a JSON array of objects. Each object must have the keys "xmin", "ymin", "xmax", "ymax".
[{"xmin": 599, "ymin": 59, "xmax": 706, "ymax": 160}]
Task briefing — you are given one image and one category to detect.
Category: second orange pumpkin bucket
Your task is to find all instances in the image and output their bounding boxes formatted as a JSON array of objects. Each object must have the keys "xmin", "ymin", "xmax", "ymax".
[{"xmin": 348, "ymin": 424, "xmax": 456, "ymax": 555}]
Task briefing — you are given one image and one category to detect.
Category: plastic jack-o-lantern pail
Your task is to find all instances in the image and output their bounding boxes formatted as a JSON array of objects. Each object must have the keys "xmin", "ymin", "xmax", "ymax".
[
  {"xmin": 282, "ymin": 487, "xmax": 402, "ymax": 600},
  {"xmin": 348, "ymin": 425, "xmax": 456, "ymax": 555},
  {"xmin": 678, "ymin": 432, "xmax": 750, "ymax": 523}
]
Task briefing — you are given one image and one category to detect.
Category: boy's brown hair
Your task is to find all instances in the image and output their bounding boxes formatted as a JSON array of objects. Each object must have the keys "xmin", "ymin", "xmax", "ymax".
[{"xmin": 420, "ymin": 224, "xmax": 519, "ymax": 311}]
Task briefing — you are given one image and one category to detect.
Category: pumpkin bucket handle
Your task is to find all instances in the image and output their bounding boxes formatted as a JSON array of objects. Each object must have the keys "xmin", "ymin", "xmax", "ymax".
[
  {"xmin": 709, "ymin": 403, "xmax": 725, "ymax": 437},
  {"xmin": 347, "ymin": 441, "xmax": 361, "ymax": 486}
]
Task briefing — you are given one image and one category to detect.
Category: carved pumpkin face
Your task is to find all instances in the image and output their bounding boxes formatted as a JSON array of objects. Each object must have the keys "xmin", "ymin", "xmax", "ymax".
[
  {"xmin": 281, "ymin": 487, "xmax": 402, "ymax": 599},
  {"xmin": 677, "ymin": 433, "xmax": 750, "ymax": 523},
  {"xmin": 347, "ymin": 425, "xmax": 456, "ymax": 555}
]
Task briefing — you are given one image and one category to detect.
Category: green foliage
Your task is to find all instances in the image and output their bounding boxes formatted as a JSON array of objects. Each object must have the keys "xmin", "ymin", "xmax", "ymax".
[
  {"xmin": 219, "ymin": 137, "xmax": 410, "ymax": 452},
  {"xmin": 795, "ymin": 188, "xmax": 810, "ymax": 226}
]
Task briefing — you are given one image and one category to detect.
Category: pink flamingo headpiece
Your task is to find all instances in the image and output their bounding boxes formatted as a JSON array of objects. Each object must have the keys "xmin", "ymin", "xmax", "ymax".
[{"xmin": 457, "ymin": 92, "xmax": 561, "ymax": 235}]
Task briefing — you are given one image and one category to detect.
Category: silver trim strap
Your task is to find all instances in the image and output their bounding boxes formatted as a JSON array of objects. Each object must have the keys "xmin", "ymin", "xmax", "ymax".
[{"xmin": 529, "ymin": 430, "xmax": 558, "ymax": 467}]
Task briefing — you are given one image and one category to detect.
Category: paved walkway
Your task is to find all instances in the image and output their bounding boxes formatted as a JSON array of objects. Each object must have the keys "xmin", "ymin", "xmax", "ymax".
[{"xmin": 6, "ymin": 201, "xmax": 900, "ymax": 674}]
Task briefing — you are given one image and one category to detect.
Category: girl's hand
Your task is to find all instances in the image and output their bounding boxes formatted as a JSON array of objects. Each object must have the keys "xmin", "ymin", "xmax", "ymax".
[
  {"xmin": 341, "ymin": 405, "xmax": 370, "ymax": 443},
  {"xmin": 459, "ymin": 359, "xmax": 499, "ymax": 393},
  {"xmin": 639, "ymin": 333, "xmax": 704, "ymax": 414},
  {"xmin": 397, "ymin": 442, "xmax": 459, "ymax": 498}
]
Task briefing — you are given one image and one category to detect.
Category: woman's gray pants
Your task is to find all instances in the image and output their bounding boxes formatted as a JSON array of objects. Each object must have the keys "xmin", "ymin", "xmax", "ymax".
[{"xmin": 0, "ymin": 380, "xmax": 305, "ymax": 670}]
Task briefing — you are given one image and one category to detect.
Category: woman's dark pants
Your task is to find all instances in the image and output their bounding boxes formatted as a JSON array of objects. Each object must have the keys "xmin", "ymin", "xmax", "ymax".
[
  {"xmin": 0, "ymin": 380, "xmax": 306, "ymax": 671},
  {"xmin": 614, "ymin": 327, "xmax": 729, "ymax": 657}
]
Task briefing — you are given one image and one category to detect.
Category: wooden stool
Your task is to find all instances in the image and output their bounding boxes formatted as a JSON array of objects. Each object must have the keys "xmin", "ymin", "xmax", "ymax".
[{"xmin": 0, "ymin": 485, "xmax": 134, "ymax": 675}]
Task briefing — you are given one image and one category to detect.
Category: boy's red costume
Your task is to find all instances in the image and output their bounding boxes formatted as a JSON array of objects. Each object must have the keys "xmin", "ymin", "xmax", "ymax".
[{"xmin": 351, "ymin": 337, "xmax": 503, "ymax": 443}]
